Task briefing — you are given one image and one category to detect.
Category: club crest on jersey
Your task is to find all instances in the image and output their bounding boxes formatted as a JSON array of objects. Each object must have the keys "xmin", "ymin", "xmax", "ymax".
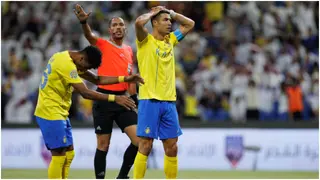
[
  {"xmin": 145, "ymin": 127, "xmax": 151, "ymax": 134},
  {"xmin": 70, "ymin": 70, "xmax": 78, "ymax": 79}
]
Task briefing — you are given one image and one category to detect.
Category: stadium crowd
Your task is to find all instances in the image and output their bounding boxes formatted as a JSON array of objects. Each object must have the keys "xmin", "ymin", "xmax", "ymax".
[{"xmin": 1, "ymin": 1, "xmax": 319, "ymax": 124}]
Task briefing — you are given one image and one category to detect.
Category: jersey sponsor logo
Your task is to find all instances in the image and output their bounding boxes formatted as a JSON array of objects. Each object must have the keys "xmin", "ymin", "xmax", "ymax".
[
  {"xmin": 96, "ymin": 126, "xmax": 102, "ymax": 130},
  {"xmin": 155, "ymin": 48, "xmax": 173, "ymax": 58},
  {"xmin": 225, "ymin": 135, "xmax": 244, "ymax": 168},
  {"xmin": 70, "ymin": 70, "xmax": 78, "ymax": 79}
]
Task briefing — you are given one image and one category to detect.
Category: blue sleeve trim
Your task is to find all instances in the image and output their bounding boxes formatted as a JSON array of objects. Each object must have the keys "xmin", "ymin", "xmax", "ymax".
[{"xmin": 173, "ymin": 29, "xmax": 184, "ymax": 42}]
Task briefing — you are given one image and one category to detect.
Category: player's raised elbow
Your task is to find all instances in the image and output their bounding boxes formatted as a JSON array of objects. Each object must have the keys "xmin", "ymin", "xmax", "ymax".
[
  {"xmin": 190, "ymin": 20, "xmax": 195, "ymax": 29},
  {"xmin": 186, "ymin": 20, "xmax": 195, "ymax": 31},
  {"xmin": 135, "ymin": 18, "xmax": 144, "ymax": 29}
]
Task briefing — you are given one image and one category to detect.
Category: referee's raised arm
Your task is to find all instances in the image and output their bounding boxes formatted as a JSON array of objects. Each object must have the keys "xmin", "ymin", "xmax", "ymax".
[{"xmin": 74, "ymin": 4, "xmax": 98, "ymax": 45}]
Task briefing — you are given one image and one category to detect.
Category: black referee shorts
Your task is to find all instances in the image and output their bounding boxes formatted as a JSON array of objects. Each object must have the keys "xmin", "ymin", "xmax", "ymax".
[{"xmin": 92, "ymin": 88, "xmax": 137, "ymax": 134}]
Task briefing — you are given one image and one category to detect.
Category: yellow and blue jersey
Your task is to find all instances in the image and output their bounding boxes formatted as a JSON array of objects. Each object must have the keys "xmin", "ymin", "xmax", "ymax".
[
  {"xmin": 34, "ymin": 51, "xmax": 83, "ymax": 120},
  {"xmin": 136, "ymin": 30, "xmax": 183, "ymax": 101}
]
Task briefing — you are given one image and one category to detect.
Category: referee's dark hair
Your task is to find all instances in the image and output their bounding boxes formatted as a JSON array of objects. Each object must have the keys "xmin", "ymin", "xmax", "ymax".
[
  {"xmin": 108, "ymin": 17, "xmax": 115, "ymax": 27},
  {"xmin": 81, "ymin": 45, "xmax": 102, "ymax": 69},
  {"xmin": 108, "ymin": 17, "xmax": 124, "ymax": 27}
]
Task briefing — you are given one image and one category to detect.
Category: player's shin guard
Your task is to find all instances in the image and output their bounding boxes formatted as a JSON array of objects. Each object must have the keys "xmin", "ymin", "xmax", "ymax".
[
  {"xmin": 48, "ymin": 156, "xmax": 66, "ymax": 179},
  {"xmin": 133, "ymin": 152, "xmax": 148, "ymax": 179},
  {"xmin": 62, "ymin": 150, "xmax": 75, "ymax": 179},
  {"xmin": 164, "ymin": 155, "xmax": 178, "ymax": 179}
]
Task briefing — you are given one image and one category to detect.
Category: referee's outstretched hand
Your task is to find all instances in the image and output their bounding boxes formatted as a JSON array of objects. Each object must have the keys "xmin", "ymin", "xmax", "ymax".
[
  {"xmin": 74, "ymin": 4, "xmax": 91, "ymax": 23},
  {"xmin": 125, "ymin": 74, "xmax": 145, "ymax": 85},
  {"xmin": 115, "ymin": 95, "xmax": 136, "ymax": 110}
]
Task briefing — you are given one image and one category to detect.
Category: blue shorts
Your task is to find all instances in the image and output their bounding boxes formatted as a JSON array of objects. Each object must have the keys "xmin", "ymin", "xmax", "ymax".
[
  {"xmin": 137, "ymin": 100, "xmax": 182, "ymax": 140},
  {"xmin": 36, "ymin": 116, "xmax": 73, "ymax": 150}
]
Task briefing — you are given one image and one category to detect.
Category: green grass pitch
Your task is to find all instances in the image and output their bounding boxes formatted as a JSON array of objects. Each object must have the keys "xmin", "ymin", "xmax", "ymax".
[{"xmin": 1, "ymin": 169, "xmax": 318, "ymax": 179}]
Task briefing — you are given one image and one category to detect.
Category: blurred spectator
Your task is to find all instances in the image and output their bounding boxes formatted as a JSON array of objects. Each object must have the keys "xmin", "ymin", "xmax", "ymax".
[
  {"xmin": 278, "ymin": 83, "xmax": 289, "ymax": 121},
  {"xmin": 245, "ymin": 80, "xmax": 259, "ymax": 120},
  {"xmin": 184, "ymin": 82, "xmax": 199, "ymax": 119},
  {"xmin": 230, "ymin": 94, "xmax": 246, "ymax": 123},
  {"xmin": 286, "ymin": 78, "xmax": 304, "ymax": 121},
  {"xmin": 4, "ymin": 62, "xmax": 39, "ymax": 124},
  {"xmin": 258, "ymin": 85, "xmax": 274, "ymax": 121},
  {"xmin": 302, "ymin": 28, "xmax": 319, "ymax": 54},
  {"xmin": 307, "ymin": 79, "xmax": 319, "ymax": 119}
]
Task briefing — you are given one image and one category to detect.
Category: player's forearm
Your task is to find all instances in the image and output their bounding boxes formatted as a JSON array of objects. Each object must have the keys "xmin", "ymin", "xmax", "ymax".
[
  {"xmin": 79, "ymin": 71, "xmax": 99, "ymax": 85},
  {"xmin": 81, "ymin": 70, "xmax": 133, "ymax": 85},
  {"xmin": 99, "ymin": 76, "xmax": 135, "ymax": 85},
  {"xmin": 80, "ymin": 89, "xmax": 109, "ymax": 101},
  {"xmin": 128, "ymin": 83, "xmax": 137, "ymax": 95},
  {"xmin": 82, "ymin": 75, "xmax": 122, "ymax": 85},
  {"xmin": 135, "ymin": 12, "xmax": 155, "ymax": 27},
  {"xmin": 72, "ymin": 81, "xmax": 115, "ymax": 101},
  {"xmin": 171, "ymin": 11, "xmax": 195, "ymax": 30},
  {"xmin": 98, "ymin": 76, "xmax": 122, "ymax": 85}
]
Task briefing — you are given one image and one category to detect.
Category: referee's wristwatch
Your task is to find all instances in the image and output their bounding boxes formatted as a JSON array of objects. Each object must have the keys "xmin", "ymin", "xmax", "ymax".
[{"xmin": 130, "ymin": 94, "xmax": 139, "ymax": 106}]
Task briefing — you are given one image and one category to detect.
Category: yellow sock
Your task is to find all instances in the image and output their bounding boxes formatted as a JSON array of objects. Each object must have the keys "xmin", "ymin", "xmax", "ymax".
[
  {"xmin": 133, "ymin": 152, "xmax": 148, "ymax": 179},
  {"xmin": 48, "ymin": 155, "xmax": 66, "ymax": 179},
  {"xmin": 164, "ymin": 155, "xmax": 178, "ymax": 179},
  {"xmin": 62, "ymin": 150, "xmax": 75, "ymax": 179}
]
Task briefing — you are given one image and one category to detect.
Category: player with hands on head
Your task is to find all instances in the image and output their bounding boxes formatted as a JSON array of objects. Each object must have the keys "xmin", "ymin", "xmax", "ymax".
[{"xmin": 133, "ymin": 5, "xmax": 195, "ymax": 179}]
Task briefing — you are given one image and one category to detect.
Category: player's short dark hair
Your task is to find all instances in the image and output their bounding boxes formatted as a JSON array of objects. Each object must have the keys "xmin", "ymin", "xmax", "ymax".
[
  {"xmin": 81, "ymin": 46, "xmax": 102, "ymax": 69},
  {"xmin": 151, "ymin": 10, "xmax": 170, "ymax": 27}
]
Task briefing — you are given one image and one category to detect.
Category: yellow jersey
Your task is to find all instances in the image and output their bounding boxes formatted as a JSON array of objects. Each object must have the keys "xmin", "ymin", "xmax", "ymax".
[
  {"xmin": 136, "ymin": 32, "xmax": 180, "ymax": 101},
  {"xmin": 34, "ymin": 51, "xmax": 83, "ymax": 120}
]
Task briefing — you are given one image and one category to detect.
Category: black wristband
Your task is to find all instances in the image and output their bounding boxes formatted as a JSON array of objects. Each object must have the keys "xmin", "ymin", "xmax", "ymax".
[
  {"xmin": 130, "ymin": 94, "xmax": 138, "ymax": 106},
  {"xmin": 80, "ymin": 20, "xmax": 87, "ymax": 24}
]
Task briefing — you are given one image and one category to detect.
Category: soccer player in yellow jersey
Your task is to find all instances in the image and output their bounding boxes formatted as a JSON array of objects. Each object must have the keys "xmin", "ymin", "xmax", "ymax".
[
  {"xmin": 133, "ymin": 6, "xmax": 195, "ymax": 179},
  {"xmin": 34, "ymin": 45, "xmax": 144, "ymax": 179}
]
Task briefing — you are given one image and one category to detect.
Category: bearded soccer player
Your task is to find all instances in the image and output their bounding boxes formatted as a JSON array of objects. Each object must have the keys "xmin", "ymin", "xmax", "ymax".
[
  {"xmin": 34, "ymin": 45, "xmax": 144, "ymax": 179},
  {"xmin": 133, "ymin": 6, "xmax": 194, "ymax": 178},
  {"xmin": 74, "ymin": 4, "xmax": 140, "ymax": 179}
]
